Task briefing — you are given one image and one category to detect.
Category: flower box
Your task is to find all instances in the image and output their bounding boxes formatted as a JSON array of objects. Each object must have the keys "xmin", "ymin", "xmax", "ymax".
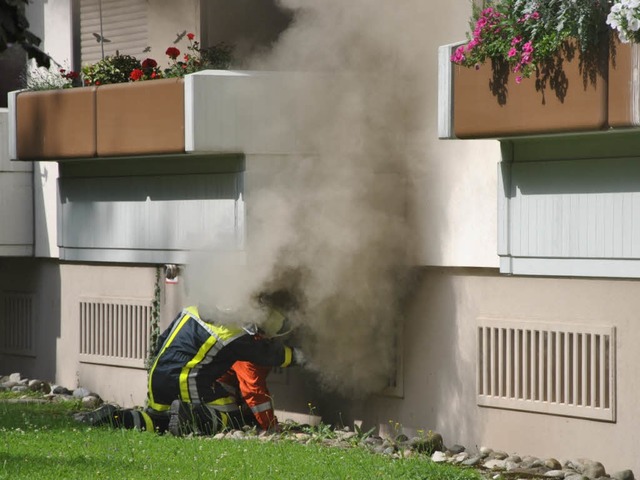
[
  {"xmin": 96, "ymin": 78, "xmax": 184, "ymax": 156},
  {"xmin": 9, "ymin": 78, "xmax": 184, "ymax": 160},
  {"xmin": 438, "ymin": 42, "xmax": 609, "ymax": 139},
  {"xmin": 13, "ymin": 87, "xmax": 97, "ymax": 159},
  {"xmin": 9, "ymin": 70, "xmax": 314, "ymax": 161}
]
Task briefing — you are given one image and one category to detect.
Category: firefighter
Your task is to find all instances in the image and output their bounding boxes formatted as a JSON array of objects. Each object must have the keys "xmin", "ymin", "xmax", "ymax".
[{"xmin": 77, "ymin": 290, "xmax": 305, "ymax": 435}]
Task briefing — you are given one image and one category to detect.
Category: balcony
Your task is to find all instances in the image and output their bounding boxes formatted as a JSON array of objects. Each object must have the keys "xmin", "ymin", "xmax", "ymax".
[{"xmin": 6, "ymin": 70, "xmax": 312, "ymax": 264}]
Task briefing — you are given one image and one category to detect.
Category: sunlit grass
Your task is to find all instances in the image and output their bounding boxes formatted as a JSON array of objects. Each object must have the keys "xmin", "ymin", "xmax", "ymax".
[{"xmin": 0, "ymin": 400, "xmax": 485, "ymax": 480}]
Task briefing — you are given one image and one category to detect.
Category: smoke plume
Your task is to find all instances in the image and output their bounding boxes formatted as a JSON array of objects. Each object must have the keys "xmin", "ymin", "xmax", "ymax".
[{"xmin": 188, "ymin": 0, "xmax": 431, "ymax": 397}]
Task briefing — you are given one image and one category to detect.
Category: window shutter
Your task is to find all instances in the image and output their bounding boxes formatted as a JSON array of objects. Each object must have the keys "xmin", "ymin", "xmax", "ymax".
[{"xmin": 79, "ymin": 0, "xmax": 149, "ymax": 65}]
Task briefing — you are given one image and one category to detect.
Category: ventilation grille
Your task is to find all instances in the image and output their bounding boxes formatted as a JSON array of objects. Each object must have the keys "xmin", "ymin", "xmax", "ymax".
[
  {"xmin": 0, "ymin": 292, "xmax": 35, "ymax": 356},
  {"xmin": 381, "ymin": 322, "xmax": 404, "ymax": 398},
  {"xmin": 79, "ymin": 297, "xmax": 152, "ymax": 369},
  {"xmin": 477, "ymin": 318, "xmax": 615, "ymax": 421}
]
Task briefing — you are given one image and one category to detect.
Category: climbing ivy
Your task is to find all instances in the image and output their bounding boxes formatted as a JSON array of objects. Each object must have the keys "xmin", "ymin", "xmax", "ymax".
[{"xmin": 146, "ymin": 266, "xmax": 162, "ymax": 369}]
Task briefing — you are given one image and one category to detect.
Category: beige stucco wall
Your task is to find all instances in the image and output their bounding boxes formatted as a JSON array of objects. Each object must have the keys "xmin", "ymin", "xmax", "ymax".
[
  {"xmin": 0, "ymin": 258, "xmax": 60, "ymax": 381},
  {"xmin": 57, "ymin": 263, "xmax": 185, "ymax": 406},
  {"xmin": 353, "ymin": 268, "xmax": 640, "ymax": 474}
]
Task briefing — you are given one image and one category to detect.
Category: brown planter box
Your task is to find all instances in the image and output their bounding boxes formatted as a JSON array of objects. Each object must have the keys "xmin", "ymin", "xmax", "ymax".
[
  {"xmin": 608, "ymin": 41, "xmax": 640, "ymax": 128},
  {"xmin": 96, "ymin": 78, "xmax": 184, "ymax": 156},
  {"xmin": 452, "ymin": 44, "xmax": 608, "ymax": 139},
  {"xmin": 16, "ymin": 87, "xmax": 97, "ymax": 159}
]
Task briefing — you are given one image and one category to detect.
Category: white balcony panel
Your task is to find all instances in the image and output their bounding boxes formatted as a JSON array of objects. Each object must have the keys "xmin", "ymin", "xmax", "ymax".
[
  {"xmin": 58, "ymin": 171, "xmax": 244, "ymax": 264},
  {"xmin": 0, "ymin": 173, "xmax": 33, "ymax": 256},
  {"xmin": 499, "ymin": 133, "xmax": 640, "ymax": 278},
  {"xmin": 186, "ymin": 70, "xmax": 315, "ymax": 155}
]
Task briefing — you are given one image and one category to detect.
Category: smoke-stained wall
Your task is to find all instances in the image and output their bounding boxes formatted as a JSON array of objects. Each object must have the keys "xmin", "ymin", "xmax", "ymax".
[{"xmin": 184, "ymin": 1, "xmax": 498, "ymax": 398}]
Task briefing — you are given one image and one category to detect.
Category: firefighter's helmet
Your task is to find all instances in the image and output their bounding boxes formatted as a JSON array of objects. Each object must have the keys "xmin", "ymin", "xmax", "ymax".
[{"xmin": 260, "ymin": 308, "xmax": 292, "ymax": 338}]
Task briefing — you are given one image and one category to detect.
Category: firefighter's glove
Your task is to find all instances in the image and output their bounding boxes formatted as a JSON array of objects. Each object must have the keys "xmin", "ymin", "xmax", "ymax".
[{"xmin": 292, "ymin": 348, "xmax": 307, "ymax": 367}]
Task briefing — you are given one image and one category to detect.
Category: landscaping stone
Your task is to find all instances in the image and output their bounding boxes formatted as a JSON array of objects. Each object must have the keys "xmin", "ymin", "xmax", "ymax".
[{"xmin": 0, "ymin": 371, "xmax": 636, "ymax": 480}]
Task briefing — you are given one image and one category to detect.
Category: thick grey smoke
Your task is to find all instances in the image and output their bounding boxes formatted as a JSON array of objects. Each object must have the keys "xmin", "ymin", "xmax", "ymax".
[{"xmin": 188, "ymin": 0, "xmax": 431, "ymax": 396}]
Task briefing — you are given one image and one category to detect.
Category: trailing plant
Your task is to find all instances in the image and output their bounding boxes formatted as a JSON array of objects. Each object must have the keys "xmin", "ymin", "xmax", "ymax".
[
  {"xmin": 608, "ymin": 0, "xmax": 640, "ymax": 43},
  {"xmin": 146, "ymin": 266, "xmax": 162, "ymax": 369},
  {"xmin": 451, "ymin": 0, "xmax": 611, "ymax": 84}
]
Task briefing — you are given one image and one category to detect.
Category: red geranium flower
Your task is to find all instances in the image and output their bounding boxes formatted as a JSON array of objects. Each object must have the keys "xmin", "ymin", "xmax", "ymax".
[
  {"xmin": 166, "ymin": 47, "xmax": 180, "ymax": 59},
  {"xmin": 141, "ymin": 58, "xmax": 157, "ymax": 69},
  {"xmin": 129, "ymin": 68, "xmax": 144, "ymax": 81},
  {"xmin": 187, "ymin": 32, "xmax": 195, "ymax": 41}
]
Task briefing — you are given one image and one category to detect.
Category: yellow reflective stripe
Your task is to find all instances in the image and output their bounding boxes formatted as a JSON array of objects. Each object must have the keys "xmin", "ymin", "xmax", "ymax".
[
  {"xmin": 140, "ymin": 411, "xmax": 155, "ymax": 432},
  {"xmin": 147, "ymin": 313, "xmax": 191, "ymax": 409},
  {"xmin": 179, "ymin": 335, "xmax": 218, "ymax": 401},
  {"xmin": 281, "ymin": 346, "xmax": 293, "ymax": 367},
  {"xmin": 220, "ymin": 412, "xmax": 229, "ymax": 429},
  {"xmin": 147, "ymin": 400, "xmax": 170, "ymax": 412},
  {"xmin": 207, "ymin": 395, "xmax": 239, "ymax": 412}
]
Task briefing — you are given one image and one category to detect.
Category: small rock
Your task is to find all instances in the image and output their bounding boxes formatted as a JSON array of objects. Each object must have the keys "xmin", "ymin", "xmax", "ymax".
[
  {"xmin": 612, "ymin": 470, "xmax": 636, "ymax": 480},
  {"xmin": 294, "ymin": 433, "xmax": 311, "ymax": 442},
  {"xmin": 462, "ymin": 455, "xmax": 483, "ymax": 467},
  {"xmin": 545, "ymin": 458, "xmax": 562, "ymax": 470},
  {"xmin": 452, "ymin": 452, "xmax": 470, "ymax": 464},
  {"xmin": 73, "ymin": 387, "xmax": 92, "ymax": 398},
  {"xmin": 383, "ymin": 447, "xmax": 395, "ymax": 456},
  {"xmin": 484, "ymin": 459, "xmax": 507, "ymax": 470},
  {"xmin": 505, "ymin": 460, "xmax": 520, "ymax": 471},
  {"xmin": 491, "ymin": 450, "xmax": 509, "ymax": 460},
  {"xmin": 11, "ymin": 385, "xmax": 28, "ymax": 392},
  {"xmin": 336, "ymin": 431, "xmax": 357, "ymax": 441},
  {"xmin": 51, "ymin": 385, "xmax": 72, "ymax": 395},
  {"xmin": 81, "ymin": 396, "xmax": 101, "ymax": 409},
  {"xmin": 448, "ymin": 444, "xmax": 466, "ymax": 455},
  {"xmin": 480, "ymin": 446, "xmax": 493, "ymax": 457},
  {"xmin": 573, "ymin": 459, "xmax": 606, "ymax": 479},
  {"xmin": 544, "ymin": 470, "xmax": 566, "ymax": 478},
  {"xmin": 564, "ymin": 474, "xmax": 588, "ymax": 480},
  {"xmin": 431, "ymin": 451, "xmax": 447, "ymax": 463},
  {"xmin": 9, "ymin": 373, "xmax": 21, "ymax": 382},
  {"xmin": 506, "ymin": 455, "xmax": 522, "ymax": 463},
  {"xmin": 213, "ymin": 433, "xmax": 226, "ymax": 440}
]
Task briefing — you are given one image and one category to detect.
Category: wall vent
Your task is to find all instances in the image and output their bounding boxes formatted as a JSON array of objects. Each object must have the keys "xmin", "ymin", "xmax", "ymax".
[
  {"xmin": 477, "ymin": 318, "xmax": 615, "ymax": 421},
  {"xmin": 79, "ymin": 297, "xmax": 152, "ymax": 369},
  {"xmin": 381, "ymin": 322, "xmax": 404, "ymax": 398},
  {"xmin": 0, "ymin": 292, "xmax": 35, "ymax": 356}
]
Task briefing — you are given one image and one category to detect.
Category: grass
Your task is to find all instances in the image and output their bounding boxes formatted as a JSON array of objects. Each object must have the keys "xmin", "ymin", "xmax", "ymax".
[{"xmin": 0, "ymin": 397, "xmax": 485, "ymax": 480}]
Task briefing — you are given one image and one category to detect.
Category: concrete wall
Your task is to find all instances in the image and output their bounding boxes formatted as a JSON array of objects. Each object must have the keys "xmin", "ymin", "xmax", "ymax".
[
  {"xmin": 59, "ymin": 263, "xmax": 185, "ymax": 405},
  {"xmin": 0, "ymin": 110, "xmax": 32, "ymax": 256},
  {"xmin": 351, "ymin": 268, "xmax": 639, "ymax": 474},
  {"xmin": 0, "ymin": 258, "xmax": 60, "ymax": 381}
]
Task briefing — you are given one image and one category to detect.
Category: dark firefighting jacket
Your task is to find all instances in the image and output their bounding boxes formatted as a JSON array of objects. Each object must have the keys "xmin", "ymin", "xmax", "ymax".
[{"xmin": 146, "ymin": 306, "xmax": 293, "ymax": 412}]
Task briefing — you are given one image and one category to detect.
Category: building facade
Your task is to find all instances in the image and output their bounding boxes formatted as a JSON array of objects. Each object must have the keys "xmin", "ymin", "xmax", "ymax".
[{"xmin": 2, "ymin": 0, "xmax": 639, "ymax": 474}]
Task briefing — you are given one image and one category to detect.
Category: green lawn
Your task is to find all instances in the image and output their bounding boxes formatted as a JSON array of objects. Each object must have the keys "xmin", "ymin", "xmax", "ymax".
[{"xmin": 0, "ymin": 399, "xmax": 485, "ymax": 480}]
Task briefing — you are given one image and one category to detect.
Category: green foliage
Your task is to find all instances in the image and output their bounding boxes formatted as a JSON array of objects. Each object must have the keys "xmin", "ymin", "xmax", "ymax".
[
  {"xmin": 452, "ymin": 0, "xmax": 610, "ymax": 82},
  {"xmin": 0, "ymin": 401, "xmax": 484, "ymax": 480},
  {"xmin": 146, "ymin": 266, "xmax": 162, "ymax": 369},
  {"xmin": 0, "ymin": 0, "xmax": 50, "ymax": 68},
  {"xmin": 82, "ymin": 53, "xmax": 142, "ymax": 86},
  {"xmin": 163, "ymin": 36, "xmax": 234, "ymax": 78}
]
